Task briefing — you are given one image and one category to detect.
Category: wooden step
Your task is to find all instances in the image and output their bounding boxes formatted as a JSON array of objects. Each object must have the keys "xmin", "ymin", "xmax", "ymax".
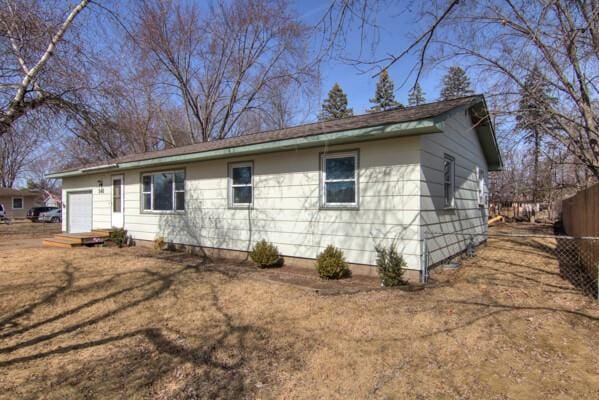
[
  {"xmin": 57, "ymin": 231, "xmax": 111, "ymax": 238},
  {"xmin": 43, "ymin": 238, "xmax": 82, "ymax": 248},
  {"xmin": 55, "ymin": 233, "xmax": 108, "ymax": 244},
  {"xmin": 52, "ymin": 234, "xmax": 87, "ymax": 244},
  {"xmin": 91, "ymin": 229, "xmax": 115, "ymax": 236}
]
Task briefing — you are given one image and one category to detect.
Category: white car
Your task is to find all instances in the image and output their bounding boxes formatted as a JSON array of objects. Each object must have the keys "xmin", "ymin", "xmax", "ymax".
[
  {"xmin": 39, "ymin": 208, "xmax": 62, "ymax": 223},
  {"xmin": 0, "ymin": 203, "xmax": 7, "ymax": 222}
]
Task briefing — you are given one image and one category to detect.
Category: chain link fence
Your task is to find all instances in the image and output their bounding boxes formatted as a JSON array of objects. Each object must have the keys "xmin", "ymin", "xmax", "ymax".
[{"xmin": 424, "ymin": 230, "xmax": 599, "ymax": 299}]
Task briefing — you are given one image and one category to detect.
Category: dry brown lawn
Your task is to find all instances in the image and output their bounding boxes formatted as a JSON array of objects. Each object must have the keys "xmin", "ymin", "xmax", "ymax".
[
  {"xmin": 0, "ymin": 220, "xmax": 60, "ymax": 240},
  {"xmin": 0, "ymin": 223, "xmax": 598, "ymax": 399}
]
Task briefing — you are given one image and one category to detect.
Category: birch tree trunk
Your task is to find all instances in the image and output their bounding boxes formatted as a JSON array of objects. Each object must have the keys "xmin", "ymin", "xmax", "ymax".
[{"xmin": 0, "ymin": 0, "xmax": 89, "ymax": 135}]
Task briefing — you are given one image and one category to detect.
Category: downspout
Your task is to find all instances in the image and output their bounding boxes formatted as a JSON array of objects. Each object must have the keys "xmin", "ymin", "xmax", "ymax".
[{"xmin": 421, "ymin": 232, "xmax": 429, "ymax": 284}]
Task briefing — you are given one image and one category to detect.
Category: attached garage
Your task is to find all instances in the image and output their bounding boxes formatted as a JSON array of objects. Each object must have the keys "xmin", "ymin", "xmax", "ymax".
[{"xmin": 67, "ymin": 191, "xmax": 93, "ymax": 233}]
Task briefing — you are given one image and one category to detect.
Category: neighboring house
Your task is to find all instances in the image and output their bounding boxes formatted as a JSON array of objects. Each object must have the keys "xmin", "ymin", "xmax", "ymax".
[
  {"xmin": 47, "ymin": 95, "xmax": 502, "ymax": 280},
  {"xmin": 42, "ymin": 190, "xmax": 62, "ymax": 208},
  {"xmin": 0, "ymin": 188, "xmax": 40, "ymax": 219}
]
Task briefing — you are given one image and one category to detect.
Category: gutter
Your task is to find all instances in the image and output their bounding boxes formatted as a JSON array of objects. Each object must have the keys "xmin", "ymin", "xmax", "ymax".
[
  {"xmin": 80, "ymin": 163, "xmax": 118, "ymax": 172},
  {"xmin": 46, "ymin": 118, "xmax": 442, "ymax": 179}
]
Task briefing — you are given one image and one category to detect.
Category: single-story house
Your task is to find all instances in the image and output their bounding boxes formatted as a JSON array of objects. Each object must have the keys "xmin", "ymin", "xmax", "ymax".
[
  {"xmin": 0, "ymin": 188, "xmax": 40, "ymax": 219},
  {"xmin": 47, "ymin": 95, "xmax": 502, "ymax": 280}
]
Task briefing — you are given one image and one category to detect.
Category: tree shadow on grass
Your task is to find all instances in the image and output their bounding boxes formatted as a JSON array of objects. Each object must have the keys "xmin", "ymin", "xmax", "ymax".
[
  {"xmin": 0, "ymin": 261, "xmax": 74, "ymax": 332},
  {"xmin": 0, "ymin": 261, "xmax": 302, "ymax": 398},
  {"xmin": 471, "ymin": 236, "xmax": 595, "ymax": 299}
]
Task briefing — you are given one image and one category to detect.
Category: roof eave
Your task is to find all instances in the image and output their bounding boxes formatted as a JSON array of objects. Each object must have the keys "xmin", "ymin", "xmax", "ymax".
[
  {"xmin": 434, "ymin": 95, "xmax": 503, "ymax": 171},
  {"xmin": 469, "ymin": 98, "xmax": 503, "ymax": 171},
  {"xmin": 46, "ymin": 118, "xmax": 442, "ymax": 179}
]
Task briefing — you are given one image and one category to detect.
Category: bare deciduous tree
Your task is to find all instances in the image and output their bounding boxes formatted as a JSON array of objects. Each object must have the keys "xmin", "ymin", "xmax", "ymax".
[
  {"xmin": 322, "ymin": 0, "xmax": 599, "ymax": 179},
  {"xmin": 0, "ymin": 0, "xmax": 89, "ymax": 135},
  {"xmin": 0, "ymin": 118, "xmax": 42, "ymax": 187},
  {"xmin": 136, "ymin": 0, "xmax": 317, "ymax": 142},
  {"xmin": 65, "ymin": 62, "xmax": 175, "ymax": 161}
]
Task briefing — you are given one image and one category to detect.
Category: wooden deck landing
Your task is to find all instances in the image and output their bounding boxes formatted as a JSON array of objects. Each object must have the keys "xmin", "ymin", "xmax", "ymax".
[{"xmin": 43, "ymin": 230, "xmax": 112, "ymax": 248}]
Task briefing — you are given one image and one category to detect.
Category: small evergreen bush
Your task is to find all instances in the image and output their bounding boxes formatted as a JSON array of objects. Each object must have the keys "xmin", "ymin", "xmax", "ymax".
[
  {"xmin": 316, "ymin": 245, "xmax": 351, "ymax": 279},
  {"xmin": 109, "ymin": 229, "xmax": 127, "ymax": 248},
  {"xmin": 375, "ymin": 244, "xmax": 406, "ymax": 287},
  {"xmin": 250, "ymin": 240, "xmax": 282, "ymax": 268}
]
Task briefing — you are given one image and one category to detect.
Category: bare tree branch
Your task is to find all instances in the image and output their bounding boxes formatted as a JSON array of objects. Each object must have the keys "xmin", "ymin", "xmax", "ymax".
[{"xmin": 0, "ymin": 0, "xmax": 89, "ymax": 134}]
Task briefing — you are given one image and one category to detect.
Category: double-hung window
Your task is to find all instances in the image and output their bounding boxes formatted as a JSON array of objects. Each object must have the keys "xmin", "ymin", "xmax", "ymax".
[
  {"xmin": 229, "ymin": 162, "xmax": 253, "ymax": 207},
  {"xmin": 321, "ymin": 151, "xmax": 358, "ymax": 208},
  {"xmin": 142, "ymin": 170, "xmax": 185, "ymax": 212},
  {"xmin": 443, "ymin": 154, "xmax": 455, "ymax": 208}
]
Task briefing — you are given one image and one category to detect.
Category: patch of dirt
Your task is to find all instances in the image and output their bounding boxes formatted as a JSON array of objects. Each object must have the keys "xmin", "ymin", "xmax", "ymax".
[
  {"xmin": 152, "ymin": 253, "xmax": 386, "ymax": 294},
  {"xmin": 0, "ymin": 225, "xmax": 598, "ymax": 399},
  {"xmin": 490, "ymin": 221, "xmax": 556, "ymax": 235}
]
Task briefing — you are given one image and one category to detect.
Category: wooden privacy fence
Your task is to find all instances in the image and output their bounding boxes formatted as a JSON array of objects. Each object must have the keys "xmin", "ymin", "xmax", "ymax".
[
  {"xmin": 561, "ymin": 183, "xmax": 599, "ymax": 298},
  {"xmin": 562, "ymin": 183, "xmax": 599, "ymax": 236}
]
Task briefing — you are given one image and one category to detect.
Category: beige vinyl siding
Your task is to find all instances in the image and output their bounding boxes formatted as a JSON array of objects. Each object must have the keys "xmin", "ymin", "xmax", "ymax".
[
  {"xmin": 61, "ymin": 173, "xmax": 112, "ymax": 232},
  {"xmin": 419, "ymin": 108, "xmax": 488, "ymax": 265},
  {"xmin": 112, "ymin": 136, "xmax": 423, "ymax": 269},
  {"xmin": 59, "ymin": 112, "xmax": 492, "ymax": 272},
  {"xmin": 0, "ymin": 196, "xmax": 38, "ymax": 219}
]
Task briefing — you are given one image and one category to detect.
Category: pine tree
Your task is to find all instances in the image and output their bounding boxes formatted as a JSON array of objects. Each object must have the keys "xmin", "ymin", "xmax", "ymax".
[
  {"xmin": 368, "ymin": 70, "xmax": 402, "ymax": 112},
  {"xmin": 440, "ymin": 66, "xmax": 474, "ymax": 100},
  {"xmin": 408, "ymin": 82, "xmax": 426, "ymax": 106},
  {"xmin": 516, "ymin": 65, "xmax": 556, "ymax": 202},
  {"xmin": 319, "ymin": 83, "xmax": 353, "ymax": 121}
]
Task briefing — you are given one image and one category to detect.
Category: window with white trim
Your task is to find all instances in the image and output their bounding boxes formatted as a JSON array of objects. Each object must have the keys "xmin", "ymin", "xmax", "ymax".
[
  {"xmin": 321, "ymin": 151, "xmax": 358, "ymax": 208},
  {"xmin": 476, "ymin": 166, "xmax": 486, "ymax": 206},
  {"xmin": 113, "ymin": 178, "xmax": 122, "ymax": 213},
  {"xmin": 443, "ymin": 154, "xmax": 455, "ymax": 208},
  {"xmin": 12, "ymin": 197, "xmax": 23, "ymax": 209},
  {"xmin": 141, "ymin": 170, "xmax": 185, "ymax": 212},
  {"xmin": 229, "ymin": 162, "xmax": 253, "ymax": 207}
]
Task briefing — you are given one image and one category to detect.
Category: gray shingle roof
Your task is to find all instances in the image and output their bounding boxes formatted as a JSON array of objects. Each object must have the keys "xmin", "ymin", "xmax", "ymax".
[
  {"xmin": 55, "ymin": 95, "xmax": 487, "ymax": 174},
  {"xmin": 0, "ymin": 188, "xmax": 39, "ymax": 197}
]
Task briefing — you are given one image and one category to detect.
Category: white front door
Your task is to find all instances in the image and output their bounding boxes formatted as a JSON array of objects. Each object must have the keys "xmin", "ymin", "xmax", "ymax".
[
  {"xmin": 68, "ymin": 191, "xmax": 92, "ymax": 233},
  {"xmin": 111, "ymin": 175, "xmax": 124, "ymax": 228}
]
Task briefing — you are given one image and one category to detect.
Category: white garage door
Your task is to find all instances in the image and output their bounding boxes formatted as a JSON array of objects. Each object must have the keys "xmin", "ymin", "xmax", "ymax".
[{"xmin": 68, "ymin": 191, "xmax": 93, "ymax": 233}]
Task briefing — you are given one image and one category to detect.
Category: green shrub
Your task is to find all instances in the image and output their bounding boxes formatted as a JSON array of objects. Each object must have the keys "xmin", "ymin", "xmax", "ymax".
[
  {"xmin": 250, "ymin": 240, "xmax": 282, "ymax": 268},
  {"xmin": 316, "ymin": 245, "xmax": 351, "ymax": 279},
  {"xmin": 109, "ymin": 228, "xmax": 128, "ymax": 248},
  {"xmin": 375, "ymin": 244, "xmax": 406, "ymax": 287}
]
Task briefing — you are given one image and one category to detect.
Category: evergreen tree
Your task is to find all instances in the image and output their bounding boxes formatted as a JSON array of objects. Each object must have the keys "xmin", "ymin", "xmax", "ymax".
[
  {"xmin": 368, "ymin": 70, "xmax": 402, "ymax": 112},
  {"xmin": 408, "ymin": 82, "xmax": 426, "ymax": 106},
  {"xmin": 319, "ymin": 83, "xmax": 353, "ymax": 121},
  {"xmin": 440, "ymin": 66, "xmax": 474, "ymax": 100},
  {"xmin": 516, "ymin": 65, "xmax": 556, "ymax": 202}
]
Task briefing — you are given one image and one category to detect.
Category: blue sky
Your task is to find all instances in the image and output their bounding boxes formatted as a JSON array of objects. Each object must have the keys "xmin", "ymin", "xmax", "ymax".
[{"xmin": 295, "ymin": 0, "xmax": 456, "ymax": 114}]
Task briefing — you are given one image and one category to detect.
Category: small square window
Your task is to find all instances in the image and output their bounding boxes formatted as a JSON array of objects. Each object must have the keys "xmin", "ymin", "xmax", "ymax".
[
  {"xmin": 229, "ymin": 162, "xmax": 253, "ymax": 207},
  {"xmin": 12, "ymin": 197, "xmax": 23, "ymax": 209},
  {"xmin": 321, "ymin": 151, "xmax": 358, "ymax": 208}
]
